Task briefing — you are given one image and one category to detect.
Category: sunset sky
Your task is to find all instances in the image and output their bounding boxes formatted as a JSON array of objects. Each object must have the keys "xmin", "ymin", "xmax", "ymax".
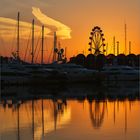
[{"xmin": 0, "ymin": 0, "xmax": 140, "ymax": 63}]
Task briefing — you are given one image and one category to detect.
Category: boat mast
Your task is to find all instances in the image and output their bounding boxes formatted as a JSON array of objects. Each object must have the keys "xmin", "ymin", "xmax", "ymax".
[
  {"xmin": 53, "ymin": 32, "xmax": 57, "ymax": 62},
  {"xmin": 31, "ymin": 19, "xmax": 34, "ymax": 64},
  {"xmin": 41, "ymin": 25, "xmax": 44, "ymax": 64},
  {"xmin": 17, "ymin": 12, "xmax": 20, "ymax": 60}
]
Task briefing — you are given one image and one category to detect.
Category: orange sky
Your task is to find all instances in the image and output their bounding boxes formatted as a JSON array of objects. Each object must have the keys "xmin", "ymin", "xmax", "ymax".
[{"xmin": 0, "ymin": 0, "xmax": 140, "ymax": 63}]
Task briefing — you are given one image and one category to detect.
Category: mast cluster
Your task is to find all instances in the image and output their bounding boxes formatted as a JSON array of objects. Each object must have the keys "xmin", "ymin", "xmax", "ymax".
[{"xmin": 15, "ymin": 12, "xmax": 66, "ymax": 64}]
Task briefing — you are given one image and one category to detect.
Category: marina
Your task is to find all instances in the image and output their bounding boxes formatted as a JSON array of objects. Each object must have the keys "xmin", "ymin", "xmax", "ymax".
[{"xmin": 0, "ymin": 0, "xmax": 140, "ymax": 140}]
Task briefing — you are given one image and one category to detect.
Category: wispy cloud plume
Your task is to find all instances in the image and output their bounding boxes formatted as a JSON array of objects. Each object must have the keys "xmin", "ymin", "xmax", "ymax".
[
  {"xmin": 0, "ymin": 17, "xmax": 51, "ymax": 39},
  {"xmin": 0, "ymin": 7, "xmax": 72, "ymax": 40},
  {"xmin": 32, "ymin": 7, "xmax": 72, "ymax": 39}
]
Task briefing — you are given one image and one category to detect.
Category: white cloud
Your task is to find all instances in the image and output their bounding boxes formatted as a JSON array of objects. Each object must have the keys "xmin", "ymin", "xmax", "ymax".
[
  {"xmin": 32, "ymin": 7, "xmax": 72, "ymax": 39},
  {"xmin": 0, "ymin": 1, "xmax": 72, "ymax": 40},
  {"xmin": 0, "ymin": 17, "xmax": 51, "ymax": 39}
]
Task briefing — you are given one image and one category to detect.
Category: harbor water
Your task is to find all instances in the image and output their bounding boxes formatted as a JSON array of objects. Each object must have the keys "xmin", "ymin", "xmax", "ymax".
[{"xmin": 0, "ymin": 82, "xmax": 139, "ymax": 140}]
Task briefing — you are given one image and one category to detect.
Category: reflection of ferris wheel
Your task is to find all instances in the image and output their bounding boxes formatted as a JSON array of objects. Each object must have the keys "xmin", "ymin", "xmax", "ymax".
[
  {"xmin": 88, "ymin": 26, "xmax": 106, "ymax": 56},
  {"xmin": 89, "ymin": 101, "xmax": 106, "ymax": 128}
]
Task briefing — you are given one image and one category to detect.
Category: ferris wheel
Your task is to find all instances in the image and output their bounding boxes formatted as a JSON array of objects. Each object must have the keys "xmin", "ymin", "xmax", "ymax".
[{"xmin": 88, "ymin": 26, "xmax": 106, "ymax": 56}]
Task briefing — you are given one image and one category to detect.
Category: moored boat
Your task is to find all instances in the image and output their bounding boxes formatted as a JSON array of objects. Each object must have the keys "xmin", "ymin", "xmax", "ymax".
[
  {"xmin": 101, "ymin": 65, "xmax": 139, "ymax": 81},
  {"xmin": 43, "ymin": 63, "xmax": 103, "ymax": 83}
]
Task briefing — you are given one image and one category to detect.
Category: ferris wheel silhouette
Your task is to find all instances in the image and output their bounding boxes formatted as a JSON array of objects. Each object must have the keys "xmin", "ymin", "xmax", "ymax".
[{"xmin": 88, "ymin": 26, "xmax": 106, "ymax": 56}]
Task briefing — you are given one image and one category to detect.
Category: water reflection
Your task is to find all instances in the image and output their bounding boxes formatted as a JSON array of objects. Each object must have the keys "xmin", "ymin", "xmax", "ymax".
[
  {"xmin": 0, "ymin": 83, "xmax": 140, "ymax": 140},
  {"xmin": 89, "ymin": 101, "xmax": 106, "ymax": 129},
  {"xmin": 88, "ymin": 100, "xmax": 133, "ymax": 131},
  {"xmin": 0, "ymin": 99, "xmax": 70, "ymax": 140}
]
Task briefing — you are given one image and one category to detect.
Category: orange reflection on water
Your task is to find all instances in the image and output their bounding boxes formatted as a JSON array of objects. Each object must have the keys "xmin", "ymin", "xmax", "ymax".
[{"xmin": 0, "ymin": 99, "xmax": 140, "ymax": 140}]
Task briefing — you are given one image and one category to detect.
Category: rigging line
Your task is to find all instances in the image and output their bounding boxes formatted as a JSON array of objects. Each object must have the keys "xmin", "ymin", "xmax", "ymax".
[
  {"xmin": 44, "ymin": 38, "xmax": 48, "ymax": 63},
  {"xmin": 27, "ymin": 26, "xmax": 33, "ymax": 62},
  {"xmin": 35, "ymin": 43, "xmax": 41, "ymax": 63},
  {"xmin": 27, "ymin": 41, "xmax": 32, "ymax": 62},
  {"xmin": 11, "ymin": 25, "xmax": 17, "ymax": 55},
  {"xmin": 42, "ymin": 38, "xmax": 47, "ymax": 63},
  {"xmin": 24, "ymin": 29, "xmax": 32, "ymax": 61},
  {"xmin": 34, "ymin": 32, "xmax": 41, "ymax": 56},
  {"xmin": 34, "ymin": 103, "xmax": 40, "ymax": 123},
  {"xmin": 24, "ymin": 104, "xmax": 31, "ymax": 121},
  {"xmin": 48, "ymin": 44, "xmax": 54, "ymax": 63},
  {"xmin": 0, "ymin": 33, "xmax": 6, "ymax": 56}
]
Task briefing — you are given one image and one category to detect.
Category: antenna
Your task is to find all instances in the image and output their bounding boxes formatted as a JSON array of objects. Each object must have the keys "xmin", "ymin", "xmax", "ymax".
[
  {"xmin": 113, "ymin": 36, "xmax": 116, "ymax": 55},
  {"xmin": 31, "ymin": 19, "xmax": 34, "ymax": 64},
  {"xmin": 41, "ymin": 25, "xmax": 44, "ymax": 64},
  {"xmin": 129, "ymin": 41, "xmax": 131, "ymax": 54},
  {"xmin": 116, "ymin": 41, "xmax": 119, "ymax": 56},
  {"xmin": 124, "ymin": 23, "xmax": 127, "ymax": 55}
]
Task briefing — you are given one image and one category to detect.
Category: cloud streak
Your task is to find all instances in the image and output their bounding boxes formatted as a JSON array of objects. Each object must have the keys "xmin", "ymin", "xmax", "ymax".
[
  {"xmin": 32, "ymin": 7, "xmax": 72, "ymax": 39},
  {"xmin": 0, "ymin": 17, "xmax": 51, "ymax": 39},
  {"xmin": 0, "ymin": 6, "xmax": 72, "ymax": 41}
]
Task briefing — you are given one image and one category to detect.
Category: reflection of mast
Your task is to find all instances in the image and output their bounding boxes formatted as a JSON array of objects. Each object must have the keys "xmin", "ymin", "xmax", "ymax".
[
  {"xmin": 53, "ymin": 99, "xmax": 67, "ymax": 131},
  {"xmin": 32, "ymin": 100, "xmax": 35, "ymax": 140},
  {"xmin": 53, "ymin": 101, "xmax": 58, "ymax": 131},
  {"xmin": 17, "ymin": 105, "xmax": 20, "ymax": 140},
  {"xmin": 129, "ymin": 101, "xmax": 132, "ymax": 111},
  {"xmin": 117, "ymin": 101, "xmax": 119, "ymax": 112},
  {"xmin": 125, "ymin": 101, "xmax": 127, "ymax": 134},
  {"xmin": 42, "ymin": 99, "xmax": 44, "ymax": 138},
  {"xmin": 113, "ymin": 102, "xmax": 116, "ymax": 124},
  {"xmin": 0, "ymin": 74, "xmax": 1, "ymax": 100}
]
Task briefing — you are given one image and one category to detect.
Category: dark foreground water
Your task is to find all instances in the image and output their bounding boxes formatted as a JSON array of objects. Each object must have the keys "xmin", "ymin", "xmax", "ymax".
[{"xmin": 0, "ymin": 82, "xmax": 140, "ymax": 140}]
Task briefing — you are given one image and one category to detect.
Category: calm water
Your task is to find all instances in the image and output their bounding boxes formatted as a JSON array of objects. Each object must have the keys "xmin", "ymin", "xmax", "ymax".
[{"xmin": 0, "ymin": 83, "xmax": 140, "ymax": 140}]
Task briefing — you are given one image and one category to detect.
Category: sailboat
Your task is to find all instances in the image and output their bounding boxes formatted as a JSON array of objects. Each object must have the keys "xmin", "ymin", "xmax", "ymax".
[{"xmin": 1, "ymin": 12, "xmax": 31, "ymax": 85}]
